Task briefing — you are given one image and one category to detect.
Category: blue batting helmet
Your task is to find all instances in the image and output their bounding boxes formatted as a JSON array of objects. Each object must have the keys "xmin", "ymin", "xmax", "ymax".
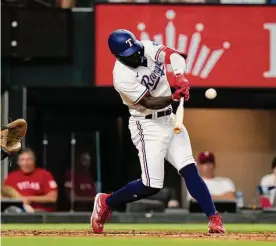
[{"xmin": 108, "ymin": 29, "xmax": 145, "ymax": 68}]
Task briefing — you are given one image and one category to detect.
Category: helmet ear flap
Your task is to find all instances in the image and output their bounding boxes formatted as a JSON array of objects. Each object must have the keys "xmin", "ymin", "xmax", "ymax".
[{"xmin": 116, "ymin": 55, "xmax": 123, "ymax": 63}]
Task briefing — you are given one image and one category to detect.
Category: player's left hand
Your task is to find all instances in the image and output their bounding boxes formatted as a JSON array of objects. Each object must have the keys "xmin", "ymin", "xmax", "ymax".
[
  {"xmin": 174, "ymin": 73, "xmax": 190, "ymax": 90},
  {"xmin": 173, "ymin": 73, "xmax": 190, "ymax": 101},
  {"xmin": 172, "ymin": 86, "xmax": 190, "ymax": 101}
]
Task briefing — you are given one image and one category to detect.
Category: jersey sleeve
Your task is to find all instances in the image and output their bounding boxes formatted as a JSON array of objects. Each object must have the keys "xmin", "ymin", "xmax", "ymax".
[
  {"xmin": 143, "ymin": 40, "xmax": 187, "ymax": 65},
  {"xmin": 113, "ymin": 68, "xmax": 148, "ymax": 104},
  {"xmin": 142, "ymin": 40, "xmax": 165, "ymax": 63},
  {"xmin": 151, "ymin": 42, "xmax": 165, "ymax": 63},
  {"xmin": 42, "ymin": 170, "xmax": 58, "ymax": 194},
  {"xmin": 115, "ymin": 81, "xmax": 148, "ymax": 104}
]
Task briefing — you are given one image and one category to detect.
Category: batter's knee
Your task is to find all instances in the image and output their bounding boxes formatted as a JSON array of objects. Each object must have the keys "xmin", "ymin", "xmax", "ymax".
[{"xmin": 177, "ymin": 157, "xmax": 196, "ymax": 171}]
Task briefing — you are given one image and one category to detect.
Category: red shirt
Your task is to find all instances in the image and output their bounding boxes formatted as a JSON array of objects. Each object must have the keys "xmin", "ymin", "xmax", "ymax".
[
  {"xmin": 4, "ymin": 168, "xmax": 57, "ymax": 212},
  {"xmin": 64, "ymin": 170, "xmax": 96, "ymax": 197}
]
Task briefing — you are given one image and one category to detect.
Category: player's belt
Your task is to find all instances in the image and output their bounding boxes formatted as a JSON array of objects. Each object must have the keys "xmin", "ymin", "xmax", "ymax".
[{"xmin": 145, "ymin": 108, "xmax": 172, "ymax": 119}]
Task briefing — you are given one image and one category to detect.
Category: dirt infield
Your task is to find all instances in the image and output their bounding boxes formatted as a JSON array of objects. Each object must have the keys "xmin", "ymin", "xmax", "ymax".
[{"xmin": 2, "ymin": 229, "xmax": 276, "ymax": 241}]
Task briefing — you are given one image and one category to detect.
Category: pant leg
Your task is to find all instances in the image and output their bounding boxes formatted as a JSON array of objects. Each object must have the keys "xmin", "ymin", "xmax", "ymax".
[
  {"xmin": 165, "ymin": 116, "xmax": 195, "ymax": 170},
  {"xmin": 129, "ymin": 117, "xmax": 172, "ymax": 188},
  {"xmin": 163, "ymin": 116, "xmax": 217, "ymax": 217}
]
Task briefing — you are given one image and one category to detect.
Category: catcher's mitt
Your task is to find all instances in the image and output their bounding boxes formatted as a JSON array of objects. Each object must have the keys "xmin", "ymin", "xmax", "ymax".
[{"xmin": 1, "ymin": 119, "xmax": 27, "ymax": 160}]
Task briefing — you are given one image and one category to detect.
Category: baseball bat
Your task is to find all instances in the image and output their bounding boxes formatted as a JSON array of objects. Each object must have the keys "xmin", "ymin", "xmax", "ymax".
[{"xmin": 173, "ymin": 97, "xmax": 184, "ymax": 134}]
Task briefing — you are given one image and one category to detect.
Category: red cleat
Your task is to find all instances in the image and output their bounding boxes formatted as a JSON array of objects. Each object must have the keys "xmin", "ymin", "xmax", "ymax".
[
  {"xmin": 91, "ymin": 193, "xmax": 112, "ymax": 234},
  {"xmin": 208, "ymin": 213, "xmax": 225, "ymax": 233}
]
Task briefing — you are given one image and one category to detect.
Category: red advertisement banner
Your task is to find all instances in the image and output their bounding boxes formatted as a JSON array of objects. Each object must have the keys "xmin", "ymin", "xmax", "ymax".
[{"xmin": 95, "ymin": 5, "xmax": 276, "ymax": 88}]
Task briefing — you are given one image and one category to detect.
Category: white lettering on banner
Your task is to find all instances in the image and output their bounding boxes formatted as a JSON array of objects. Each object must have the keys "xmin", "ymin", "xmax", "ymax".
[
  {"xmin": 263, "ymin": 23, "xmax": 276, "ymax": 78},
  {"xmin": 137, "ymin": 10, "xmax": 230, "ymax": 79},
  {"xmin": 125, "ymin": 38, "xmax": 133, "ymax": 47}
]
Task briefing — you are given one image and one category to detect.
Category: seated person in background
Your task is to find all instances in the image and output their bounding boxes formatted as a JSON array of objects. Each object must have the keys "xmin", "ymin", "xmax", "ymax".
[
  {"xmin": 64, "ymin": 151, "xmax": 96, "ymax": 211},
  {"xmin": 259, "ymin": 157, "xmax": 276, "ymax": 207},
  {"xmin": 187, "ymin": 151, "xmax": 236, "ymax": 202},
  {"xmin": 2, "ymin": 148, "xmax": 58, "ymax": 212}
]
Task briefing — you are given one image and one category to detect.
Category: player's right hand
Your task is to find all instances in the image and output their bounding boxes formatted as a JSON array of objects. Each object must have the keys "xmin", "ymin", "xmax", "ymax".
[{"xmin": 172, "ymin": 86, "xmax": 190, "ymax": 101}]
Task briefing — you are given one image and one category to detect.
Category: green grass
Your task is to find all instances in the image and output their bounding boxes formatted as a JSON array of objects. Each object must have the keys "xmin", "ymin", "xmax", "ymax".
[
  {"xmin": 2, "ymin": 237, "xmax": 276, "ymax": 246},
  {"xmin": 2, "ymin": 224, "xmax": 276, "ymax": 246}
]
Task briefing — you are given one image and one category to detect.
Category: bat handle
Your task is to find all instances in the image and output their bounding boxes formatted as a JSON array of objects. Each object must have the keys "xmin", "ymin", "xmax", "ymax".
[{"xmin": 179, "ymin": 97, "xmax": 184, "ymax": 107}]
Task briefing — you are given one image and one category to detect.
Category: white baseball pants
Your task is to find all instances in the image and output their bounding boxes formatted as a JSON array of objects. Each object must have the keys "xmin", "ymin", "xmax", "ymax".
[{"xmin": 129, "ymin": 114, "xmax": 195, "ymax": 189}]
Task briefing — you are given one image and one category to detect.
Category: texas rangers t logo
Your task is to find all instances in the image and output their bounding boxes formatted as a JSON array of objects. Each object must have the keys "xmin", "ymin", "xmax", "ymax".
[{"xmin": 125, "ymin": 38, "xmax": 133, "ymax": 47}]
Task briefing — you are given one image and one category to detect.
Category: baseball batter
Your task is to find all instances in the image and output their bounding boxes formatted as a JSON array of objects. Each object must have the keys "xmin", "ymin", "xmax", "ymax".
[{"xmin": 91, "ymin": 29, "xmax": 225, "ymax": 234}]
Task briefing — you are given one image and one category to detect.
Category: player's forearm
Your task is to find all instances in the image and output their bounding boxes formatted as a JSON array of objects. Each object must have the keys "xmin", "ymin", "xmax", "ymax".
[
  {"xmin": 139, "ymin": 95, "xmax": 173, "ymax": 110},
  {"xmin": 1, "ymin": 185, "xmax": 22, "ymax": 198}
]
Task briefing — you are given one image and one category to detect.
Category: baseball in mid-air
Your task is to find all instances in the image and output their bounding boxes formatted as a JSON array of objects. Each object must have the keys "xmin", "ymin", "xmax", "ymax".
[{"xmin": 205, "ymin": 88, "xmax": 217, "ymax": 100}]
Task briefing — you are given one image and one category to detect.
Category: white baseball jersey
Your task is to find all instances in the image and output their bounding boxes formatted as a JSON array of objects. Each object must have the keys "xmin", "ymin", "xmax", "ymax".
[{"xmin": 113, "ymin": 40, "xmax": 171, "ymax": 117}]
